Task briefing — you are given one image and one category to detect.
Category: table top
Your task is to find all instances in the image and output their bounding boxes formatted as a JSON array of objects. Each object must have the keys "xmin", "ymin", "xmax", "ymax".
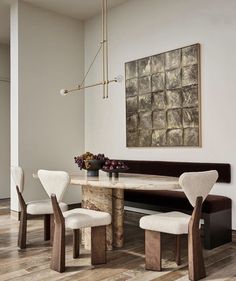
[
  {"xmin": 33, "ymin": 171, "xmax": 180, "ymax": 191},
  {"xmin": 70, "ymin": 171, "xmax": 180, "ymax": 191}
]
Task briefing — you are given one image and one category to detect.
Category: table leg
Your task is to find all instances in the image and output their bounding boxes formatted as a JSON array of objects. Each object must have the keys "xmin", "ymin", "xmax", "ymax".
[
  {"xmin": 112, "ymin": 189, "xmax": 124, "ymax": 248},
  {"xmin": 82, "ymin": 185, "xmax": 113, "ymax": 250}
]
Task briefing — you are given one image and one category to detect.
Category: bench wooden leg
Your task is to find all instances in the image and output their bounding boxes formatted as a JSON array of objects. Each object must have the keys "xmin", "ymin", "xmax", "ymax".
[
  {"xmin": 50, "ymin": 223, "xmax": 65, "ymax": 273},
  {"xmin": 91, "ymin": 226, "xmax": 106, "ymax": 265},
  {"xmin": 145, "ymin": 230, "xmax": 162, "ymax": 271},
  {"xmin": 73, "ymin": 229, "xmax": 80, "ymax": 258}
]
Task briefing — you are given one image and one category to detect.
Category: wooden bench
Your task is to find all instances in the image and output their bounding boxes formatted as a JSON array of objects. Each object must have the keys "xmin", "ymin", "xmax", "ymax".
[{"xmin": 121, "ymin": 160, "xmax": 232, "ymax": 250}]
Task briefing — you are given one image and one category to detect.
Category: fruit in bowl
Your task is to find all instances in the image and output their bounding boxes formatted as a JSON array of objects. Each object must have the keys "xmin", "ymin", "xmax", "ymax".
[
  {"xmin": 102, "ymin": 160, "xmax": 128, "ymax": 171},
  {"xmin": 74, "ymin": 152, "xmax": 108, "ymax": 176}
]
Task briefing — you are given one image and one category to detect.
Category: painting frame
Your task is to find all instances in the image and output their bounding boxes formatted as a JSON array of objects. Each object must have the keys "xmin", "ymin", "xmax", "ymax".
[{"xmin": 125, "ymin": 43, "xmax": 201, "ymax": 148}]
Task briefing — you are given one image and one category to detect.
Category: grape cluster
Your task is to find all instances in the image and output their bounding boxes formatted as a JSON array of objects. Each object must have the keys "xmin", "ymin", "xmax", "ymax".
[
  {"xmin": 94, "ymin": 153, "xmax": 107, "ymax": 161},
  {"xmin": 74, "ymin": 152, "xmax": 108, "ymax": 170},
  {"xmin": 74, "ymin": 156, "xmax": 85, "ymax": 170},
  {"xmin": 74, "ymin": 156, "xmax": 84, "ymax": 170},
  {"xmin": 102, "ymin": 160, "xmax": 128, "ymax": 171}
]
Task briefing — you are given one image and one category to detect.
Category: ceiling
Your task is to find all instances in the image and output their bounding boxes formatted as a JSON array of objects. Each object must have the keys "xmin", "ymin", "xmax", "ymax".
[
  {"xmin": 22, "ymin": 0, "xmax": 129, "ymax": 20},
  {"xmin": 0, "ymin": 0, "xmax": 129, "ymax": 44}
]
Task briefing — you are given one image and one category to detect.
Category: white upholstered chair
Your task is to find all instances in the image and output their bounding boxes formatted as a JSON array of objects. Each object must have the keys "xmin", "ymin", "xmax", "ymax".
[
  {"xmin": 11, "ymin": 166, "xmax": 68, "ymax": 249},
  {"xmin": 140, "ymin": 170, "xmax": 218, "ymax": 281},
  {"xmin": 50, "ymin": 194, "xmax": 111, "ymax": 272},
  {"xmin": 39, "ymin": 170, "xmax": 111, "ymax": 272}
]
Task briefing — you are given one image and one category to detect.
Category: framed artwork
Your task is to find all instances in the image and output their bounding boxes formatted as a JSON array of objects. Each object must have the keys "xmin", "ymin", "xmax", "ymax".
[{"xmin": 125, "ymin": 43, "xmax": 201, "ymax": 147}]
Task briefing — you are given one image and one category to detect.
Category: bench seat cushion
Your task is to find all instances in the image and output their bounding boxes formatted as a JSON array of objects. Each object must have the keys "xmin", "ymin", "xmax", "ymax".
[{"xmin": 124, "ymin": 190, "xmax": 231, "ymax": 214}]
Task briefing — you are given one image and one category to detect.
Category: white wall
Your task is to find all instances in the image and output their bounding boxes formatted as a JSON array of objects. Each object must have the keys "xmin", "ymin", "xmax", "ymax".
[
  {"xmin": 10, "ymin": 2, "xmax": 19, "ymax": 210},
  {"xmin": 11, "ymin": 1, "xmax": 84, "ymax": 210},
  {"xmin": 84, "ymin": 0, "xmax": 236, "ymax": 228},
  {"xmin": 0, "ymin": 44, "xmax": 10, "ymax": 199}
]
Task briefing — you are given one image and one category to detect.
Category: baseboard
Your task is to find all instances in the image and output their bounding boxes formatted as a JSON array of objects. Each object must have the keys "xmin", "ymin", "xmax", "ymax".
[{"xmin": 11, "ymin": 210, "xmax": 20, "ymax": 221}]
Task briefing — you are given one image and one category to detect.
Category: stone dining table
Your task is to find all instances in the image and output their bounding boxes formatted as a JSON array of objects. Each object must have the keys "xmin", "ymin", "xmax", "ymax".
[{"xmin": 70, "ymin": 172, "xmax": 180, "ymax": 251}]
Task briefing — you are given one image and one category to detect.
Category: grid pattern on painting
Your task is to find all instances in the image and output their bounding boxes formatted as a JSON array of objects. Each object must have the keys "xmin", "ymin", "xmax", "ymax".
[{"xmin": 125, "ymin": 43, "xmax": 201, "ymax": 147}]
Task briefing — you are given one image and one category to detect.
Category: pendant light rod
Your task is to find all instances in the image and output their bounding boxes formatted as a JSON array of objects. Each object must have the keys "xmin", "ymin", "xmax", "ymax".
[
  {"xmin": 105, "ymin": 0, "xmax": 109, "ymax": 98},
  {"xmin": 102, "ymin": 0, "xmax": 105, "ymax": 98},
  {"xmin": 102, "ymin": 0, "xmax": 108, "ymax": 98},
  {"xmin": 60, "ymin": 0, "xmax": 122, "ymax": 97}
]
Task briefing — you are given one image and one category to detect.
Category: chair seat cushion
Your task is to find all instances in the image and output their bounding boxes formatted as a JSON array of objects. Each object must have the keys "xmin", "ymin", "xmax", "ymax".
[
  {"xmin": 63, "ymin": 208, "xmax": 111, "ymax": 229},
  {"xmin": 27, "ymin": 199, "xmax": 68, "ymax": 215},
  {"xmin": 140, "ymin": 211, "xmax": 191, "ymax": 235}
]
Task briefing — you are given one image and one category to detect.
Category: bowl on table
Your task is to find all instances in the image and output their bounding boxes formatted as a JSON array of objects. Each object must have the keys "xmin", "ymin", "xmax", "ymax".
[
  {"xmin": 102, "ymin": 160, "xmax": 129, "ymax": 178},
  {"xmin": 74, "ymin": 152, "xmax": 107, "ymax": 177},
  {"xmin": 84, "ymin": 159, "xmax": 105, "ymax": 177}
]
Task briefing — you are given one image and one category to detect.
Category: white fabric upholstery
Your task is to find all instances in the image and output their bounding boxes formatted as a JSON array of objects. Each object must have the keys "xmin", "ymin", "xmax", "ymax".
[
  {"xmin": 140, "ymin": 212, "xmax": 191, "ymax": 235},
  {"xmin": 63, "ymin": 208, "xmax": 111, "ymax": 230},
  {"xmin": 38, "ymin": 170, "xmax": 70, "ymax": 202},
  {"xmin": 27, "ymin": 199, "xmax": 68, "ymax": 215},
  {"xmin": 140, "ymin": 171, "xmax": 218, "ymax": 235},
  {"xmin": 11, "ymin": 166, "xmax": 24, "ymax": 193},
  {"xmin": 179, "ymin": 170, "xmax": 218, "ymax": 207}
]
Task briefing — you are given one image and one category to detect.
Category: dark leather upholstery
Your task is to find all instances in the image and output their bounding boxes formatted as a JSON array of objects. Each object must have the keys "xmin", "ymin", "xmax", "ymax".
[
  {"xmin": 124, "ymin": 189, "xmax": 232, "ymax": 214},
  {"xmin": 120, "ymin": 160, "xmax": 231, "ymax": 183}
]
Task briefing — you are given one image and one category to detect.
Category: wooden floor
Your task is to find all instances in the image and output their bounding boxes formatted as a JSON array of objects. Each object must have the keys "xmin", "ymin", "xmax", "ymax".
[{"xmin": 1, "ymin": 199, "xmax": 236, "ymax": 281}]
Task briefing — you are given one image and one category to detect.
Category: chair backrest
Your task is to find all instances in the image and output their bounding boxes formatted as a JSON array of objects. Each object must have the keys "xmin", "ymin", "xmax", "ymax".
[
  {"xmin": 179, "ymin": 170, "xmax": 218, "ymax": 207},
  {"xmin": 11, "ymin": 166, "xmax": 24, "ymax": 193},
  {"xmin": 38, "ymin": 170, "xmax": 70, "ymax": 202}
]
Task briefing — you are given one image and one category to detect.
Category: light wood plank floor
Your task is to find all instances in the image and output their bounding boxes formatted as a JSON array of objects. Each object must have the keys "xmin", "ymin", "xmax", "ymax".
[{"xmin": 1, "ymin": 199, "xmax": 236, "ymax": 281}]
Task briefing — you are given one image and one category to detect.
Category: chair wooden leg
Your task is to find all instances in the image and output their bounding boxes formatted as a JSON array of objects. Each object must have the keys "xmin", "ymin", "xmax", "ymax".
[
  {"xmin": 73, "ymin": 229, "xmax": 80, "ymax": 258},
  {"xmin": 44, "ymin": 214, "xmax": 51, "ymax": 241},
  {"xmin": 175, "ymin": 235, "xmax": 181, "ymax": 265},
  {"xmin": 50, "ymin": 223, "xmax": 65, "ymax": 273},
  {"xmin": 50, "ymin": 214, "xmax": 54, "ymax": 246},
  {"xmin": 91, "ymin": 226, "xmax": 106, "ymax": 265},
  {"xmin": 145, "ymin": 230, "xmax": 162, "ymax": 271},
  {"xmin": 18, "ymin": 210, "xmax": 27, "ymax": 249},
  {"xmin": 188, "ymin": 229, "xmax": 206, "ymax": 281}
]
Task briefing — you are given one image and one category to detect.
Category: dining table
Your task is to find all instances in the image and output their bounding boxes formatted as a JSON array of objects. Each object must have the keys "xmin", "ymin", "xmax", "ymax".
[
  {"xmin": 70, "ymin": 171, "xmax": 180, "ymax": 250},
  {"xmin": 34, "ymin": 171, "xmax": 180, "ymax": 250}
]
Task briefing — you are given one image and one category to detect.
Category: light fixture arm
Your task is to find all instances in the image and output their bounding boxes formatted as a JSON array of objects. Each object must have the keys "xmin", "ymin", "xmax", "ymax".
[
  {"xmin": 60, "ymin": 78, "xmax": 118, "ymax": 96},
  {"xmin": 79, "ymin": 42, "xmax": 103, "ymax": 89},
  {"xmin": 60, "ymin": 0, "xmax": 122, "ymax": 98}
]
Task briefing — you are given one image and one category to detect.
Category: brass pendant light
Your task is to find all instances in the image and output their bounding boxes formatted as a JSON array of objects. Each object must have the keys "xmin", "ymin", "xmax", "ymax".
[{"xmin": 60, "ymin": 0, "xmax": 122, "ymax": 98}]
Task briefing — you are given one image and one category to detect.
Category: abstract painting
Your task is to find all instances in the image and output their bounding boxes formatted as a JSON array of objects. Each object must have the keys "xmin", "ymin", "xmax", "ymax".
[{"xmin": 125, "ymin": 43, "xmax": 201, "ymax": 147}]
